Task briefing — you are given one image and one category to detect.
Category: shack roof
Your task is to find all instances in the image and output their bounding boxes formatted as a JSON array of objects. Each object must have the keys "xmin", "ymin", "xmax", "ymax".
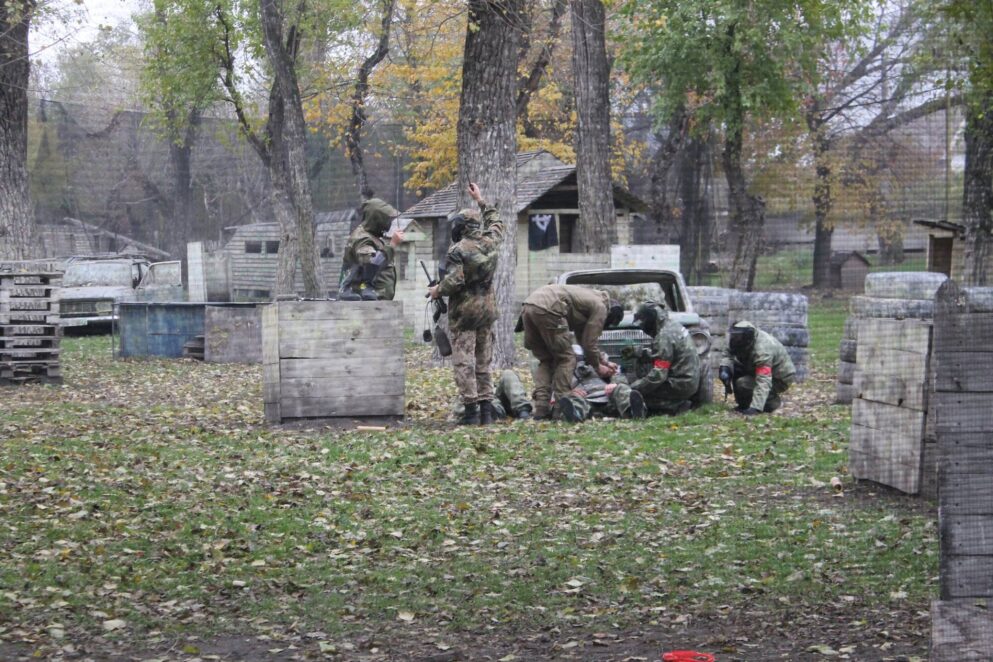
[
  {"xmin": 400, "ymin": 150, "xmax": 646, "ymax": 219},
  {"xmin": 830, "ymin": 251, "xmax": 871, "ymax": 268},
  {"xmin": 912, "ymin": 218, "xmax": 966, "ymax": 235}
]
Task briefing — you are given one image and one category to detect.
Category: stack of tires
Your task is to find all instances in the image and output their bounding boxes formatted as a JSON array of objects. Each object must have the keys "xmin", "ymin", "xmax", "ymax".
[
  {"xmin": 835, "ymin": 271, "xmax": 947, "ymax": 405},
  {"xmin": 687, "ymin": 286, "xmax": 734, "ymax": 372},
  {"xmin": 728, "ymin": 292, "xmax": 809, "ymax": 382},
  {"xmin": 835, "ymin": 318, "xmax": 857, "ymax": 404}
]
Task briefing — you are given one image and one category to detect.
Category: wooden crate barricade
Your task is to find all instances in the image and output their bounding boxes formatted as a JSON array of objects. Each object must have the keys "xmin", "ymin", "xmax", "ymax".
[
  {"xmin": 262, "ymin": 300, "xmax": 404, "ymax": 423},
  {"xmin": 931, "ymin": 281, "xmax": 993, "ymax": 662},
  {"xmin": 848, "ymin": 317, "xmax": 933, "ymax": 494},
  {"xmin": 0, "ymin": 272, "xmax": 63, "ymax": 385}
]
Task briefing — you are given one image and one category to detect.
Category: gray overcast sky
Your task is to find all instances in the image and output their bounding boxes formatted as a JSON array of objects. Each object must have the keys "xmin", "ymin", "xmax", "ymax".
[{"xmin": 32, "ymin": 0, "xmax": 140, "ymax": 63}]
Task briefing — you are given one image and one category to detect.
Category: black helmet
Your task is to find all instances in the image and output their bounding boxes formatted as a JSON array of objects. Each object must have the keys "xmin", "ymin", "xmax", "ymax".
[
  {"xmin": 728, "ymin": 322, "xmax": 756, "ymax": 359},
  {"xmin": 605, "ymin": 300, "xmax": 624, "ymax": 329},
  {"xmin": 634, "ymin": 301, "xmax": 668, "ymax": 338}
]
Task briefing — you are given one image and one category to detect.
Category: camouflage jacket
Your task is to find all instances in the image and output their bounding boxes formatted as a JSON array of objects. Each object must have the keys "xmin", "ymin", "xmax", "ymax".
[
  {"xmin": 523, "ymin": 284, "xmax": 609, "ymax": 370},
  {"xmin": 341, "ymin": 198, "xmax": 399, "ymax": 300},
  {"xmin": 720, "ymin": 322, "xmax": 796, "ymax": 411},
  {"xmin": 631, "ymin": 312, "xmax": 700, "ymax": 400},
  {"xmin": 437, "ymin": 204, "xmax": 505, "ymax": 332}
]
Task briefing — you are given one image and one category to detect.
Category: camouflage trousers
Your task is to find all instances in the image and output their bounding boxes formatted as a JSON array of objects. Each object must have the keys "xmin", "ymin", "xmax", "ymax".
[
  {"xmin": 732, "ymin": 375, "xmax": 789, "ymax": 412},
  {"xmin": 521, "ymin": 304, "xmax": 575, "ymax": 416},
  {"xmin": 558, "ymin": 382, "xmax": 634, "ymax": 421},
  {"xmin": 453, "ymin": 370, "xmax": 531, "ymax": 419},
  {"xmin": 451, "ymin": 326, "xmax": 494, "ymax": 405},
  {"xmin": 639, "ymin": 381, "xmax": 697, "ymax": 415}
]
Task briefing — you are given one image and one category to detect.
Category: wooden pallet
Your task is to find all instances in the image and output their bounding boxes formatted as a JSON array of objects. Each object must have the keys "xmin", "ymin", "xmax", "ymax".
[
  {"xmin": 0, "ymin": 272, "xmax": 63, "ymax": 386},
  {"xmin": 0, "ymin": 273, "xmax": 62, "ymax": 286}
]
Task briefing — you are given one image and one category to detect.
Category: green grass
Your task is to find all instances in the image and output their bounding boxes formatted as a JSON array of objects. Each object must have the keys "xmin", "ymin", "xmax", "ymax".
[
  {"xmin": 751, "ymin": 248, "xmax": 928, "ymax": 290},
  {"xmin": 0, "ymin": 308, "xmax": 936, "ymax": 656}
]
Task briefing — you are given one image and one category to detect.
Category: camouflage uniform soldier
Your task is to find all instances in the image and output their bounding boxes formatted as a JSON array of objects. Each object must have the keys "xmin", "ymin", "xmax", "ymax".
[
  {"xmin": 452, "ymin": 370, "xmax": 533, "ymax": 421},
  {"xmin": 719, "ymin": 321, "xmax": 796, "ymax": 415},
  {"xmin": 623, "ymin": 302, "xmax": 701, "ymax": 415},
  {"xmin": 340, "ymin": 198, "xmax": 403, "ymax": 300},
  {"xmin": 520, "ymin": 285, "xmax": 624, "ymax": 419},
  {"xmin": 557, "ymin": 349, "xmax": 647, "ymax": 422},
  {"xmin": 429, "ymin": 183, "xmax": 506, "ymax": 425}
]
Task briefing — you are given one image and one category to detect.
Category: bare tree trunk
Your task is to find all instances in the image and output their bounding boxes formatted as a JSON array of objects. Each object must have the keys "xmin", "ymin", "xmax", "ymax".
[
  {"xmin": 260, "ymin": 0, "xmax": 322, "ymax": 297},
  {"xmin": 722, "ymin": 122, "xmax": 764, "ymax": 291},
  {"xmin": 809, "ymin": 114, "xmax": 833, "ymax": 289},
  {"xmin": 168, "ymin": 110, "xmax": 199, "ymax": 255},
  {"xmin": 648, "ymin": 110, "xmax": 687, "ymax": 244},
  {"xmin": 570, "ymin": 0, "xmax": 614, "ymax": 253},
  {"xmin": 963, "ymin": 93, "xmax": 993, "ymax": 286},
  {"xmin": 0, "ymin": 0, "xmax": 36, "ymax": 260},
  {"xmin": 345, "ymin": 0, "xmax": 396, "ymax": 200},
  {"xmin": 678, "ymin": 134, "xmax": 711, "ymax": 286},
  {"xmin": 457, "ymin": 0, "xmax": 524, "ymax": 367},
  {"xmin": 517, "ymin": 0, "xmax": 566, "ymax": 138}
]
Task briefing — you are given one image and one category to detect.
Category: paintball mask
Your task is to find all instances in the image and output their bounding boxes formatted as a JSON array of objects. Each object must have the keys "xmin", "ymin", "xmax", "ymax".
[
  {"xmin": 605, "ymin": 300, "xmax": 624, "ymax": 329},
  {"xmin": 448, "ymin": 208, "xmax": 480, "ymax": 243},
  {"xmin": 633, "ymin": 302, "xmax": 667, "ymax": 338},
  {"xmin": 728, "ymin": 323, "xmax": 756, "ymax": 359}
]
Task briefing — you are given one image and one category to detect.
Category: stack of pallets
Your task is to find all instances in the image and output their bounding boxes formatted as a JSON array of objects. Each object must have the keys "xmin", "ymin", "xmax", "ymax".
[{"xmin": 0, "ymin": 272, "xmax": 62, "ymax": 385}]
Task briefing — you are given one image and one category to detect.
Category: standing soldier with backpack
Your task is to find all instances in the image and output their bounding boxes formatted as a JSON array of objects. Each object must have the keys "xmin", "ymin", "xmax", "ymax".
[
  {"xmin": 428, "ymin": 183, "xmax": 506, "ymax": 425},
  {"xmin": 339, "ymin": 198, "xmax": 404, "ymax": 301}
]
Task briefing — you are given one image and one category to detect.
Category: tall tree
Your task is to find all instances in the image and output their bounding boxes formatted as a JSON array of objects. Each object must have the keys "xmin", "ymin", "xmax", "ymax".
[
  {"xmin": 141, "ymin": 0, "xmax": 356, "ymax": 296},
  {"xmin": 570, "ymin": 0, "xmax": 614, "ymax": 252},
  {"xmin": 0, "ymin": 0, "xmax": 36, "ymax": 260},
  {"xmin": 624, "ymin": 0, "xmax": 859, "ymax": 290},
  {"xmin": 943, "ymin": 0, "xmax": 993, "ymax": 284},
  {"xmin": 456, "ymin": 0, "xmax": 525, "ymax": 366}
]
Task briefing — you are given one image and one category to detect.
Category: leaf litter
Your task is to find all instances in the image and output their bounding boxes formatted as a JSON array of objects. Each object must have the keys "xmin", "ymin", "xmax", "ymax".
[{"xmin": 0, "ymin": 336, "xmax": 936, "ymax": 660}]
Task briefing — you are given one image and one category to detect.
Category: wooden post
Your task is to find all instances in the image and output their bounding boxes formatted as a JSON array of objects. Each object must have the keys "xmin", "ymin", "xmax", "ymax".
[
  {"xmin": 931, "ymin": 280, "xmax": 993, "ymax": 662},
  {"xmin": 262, "ymin": 300, "xmax": 404, "ymax": 423}
]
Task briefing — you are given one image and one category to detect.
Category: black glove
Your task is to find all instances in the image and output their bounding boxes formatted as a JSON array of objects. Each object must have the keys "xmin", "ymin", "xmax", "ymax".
[
  {"xmin": 719, "ymin": 366, "xmax": 732, "ymax": 387},
  {"xmin": 738, "ymin": 407, "xmax": 761, "ymax": 416}
]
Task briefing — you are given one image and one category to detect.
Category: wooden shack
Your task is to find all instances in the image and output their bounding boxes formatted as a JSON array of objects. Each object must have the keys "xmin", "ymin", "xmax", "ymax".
[
  {"xmin": 399, "ymin": 150, "xmax": 649, "ymax": 306},
  {"xmin": 187, "ymin": 209, "xmax": 362, "ymax": 302},
  {"xmin": 829, "ymin": 251, "xmax": 870, "ymax": 291},
  {"xmin": 914, "ymin": 219, "xmax": 966, "ymax": 279}
]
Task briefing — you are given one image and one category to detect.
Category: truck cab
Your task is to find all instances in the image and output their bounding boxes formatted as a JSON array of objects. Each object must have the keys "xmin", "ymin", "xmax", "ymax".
[{"xmin": 60, "ymin": 256, "xmax": 183, "ymax": 328}]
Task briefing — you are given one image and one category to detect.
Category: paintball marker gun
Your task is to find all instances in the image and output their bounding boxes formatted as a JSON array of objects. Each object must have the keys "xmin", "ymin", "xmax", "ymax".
[
  {"xmin": 421, "ymin": 260, "xmax": 452, "ymax": 356},
  {"xmin": 719, "ymin": 365, "xmax": 733, "ymax": 402}
]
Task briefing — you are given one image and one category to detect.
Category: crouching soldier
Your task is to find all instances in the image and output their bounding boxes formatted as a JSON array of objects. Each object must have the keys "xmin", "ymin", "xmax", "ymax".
[
  {"xmin": 453, "ymin": 370, "xmax": 533, "ymax": 421},
  {"xmin": 520, "ymin": 284, "xmax": 624, "ymax": 419},
  {"xmin": 719, "ymin": 321, "xmax": 796, "ymax": 415},
  {"xmin": 557, "ymin": 348, "xmax": 647, "ymax": 422},
  {"xmin": 339, "ymin": 198, "xmax": 403, "ymax": 300},
  {"xmin": 625, "ymin": 302, "xmax": 701, "ymax": 415}
]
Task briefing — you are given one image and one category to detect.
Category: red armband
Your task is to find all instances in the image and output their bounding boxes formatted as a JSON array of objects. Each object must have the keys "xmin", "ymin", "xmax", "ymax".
[
  {"xmin": 755, "ymin": 365, "xmax": 772, "ymax": 376},
  {"xmin": 653, "ymin": 359, "xmax": 671, "ymax": 370}
]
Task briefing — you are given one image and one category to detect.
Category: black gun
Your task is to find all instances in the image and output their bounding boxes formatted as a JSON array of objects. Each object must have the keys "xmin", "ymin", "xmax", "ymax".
[{"xmin": 421, "ymin": 260, "xmax": 448, "ymax": 320}]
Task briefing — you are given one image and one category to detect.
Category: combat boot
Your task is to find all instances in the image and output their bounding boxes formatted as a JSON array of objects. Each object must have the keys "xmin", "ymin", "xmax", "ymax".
[
  {"xmin": 628, "ymin": 391, "xmax": 647, "ymax": 419},
  {"xmin": 479, "ymin": 400, "xmax": 495, "ymax": 425},
  {"xmin": 338, "ymin": 287, "xmax": 361, "ymax": 301},
  {"xmin": 460, "ymin": 403, "xmax": 480, "ymax": 425},
  {"xmin": 515, "ymin": 405, "xmax": 532, "ymax": 421}
]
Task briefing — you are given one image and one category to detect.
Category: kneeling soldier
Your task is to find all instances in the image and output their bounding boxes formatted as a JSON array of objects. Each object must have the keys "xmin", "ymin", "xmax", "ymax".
[
  {"xmin": 626, "ymin": 302, "xmax": 701, "ymax": 415},
  {"xmin": 719, "ymin": 321, "xmax": 796, "ymax": 415}
]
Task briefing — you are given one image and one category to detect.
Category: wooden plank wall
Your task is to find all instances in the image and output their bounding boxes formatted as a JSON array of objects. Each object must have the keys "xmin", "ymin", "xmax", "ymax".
[
  {"xmin": 262, "ymin": 301, "xmax": 404, "ymax": 423},
  {"xmin": 935, "ymin": 281, "xmax": 993, "ymax": 599},
  {"xmin": 849, "ymin": 317, "xmax": 932, "ymax": 494},
  {"xmin": 204, "ymin": 306, "xmax": 262, "ymax": 364}
]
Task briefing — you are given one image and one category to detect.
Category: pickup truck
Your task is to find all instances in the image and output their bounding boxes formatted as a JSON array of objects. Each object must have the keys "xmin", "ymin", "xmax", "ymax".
[
  {"xmin": 555, "ymin": 268, "xmax": 714, "ymax": 405},
  {"xmin": 60, "ymin": 256, "xmax": 183, "ymax": 328}
]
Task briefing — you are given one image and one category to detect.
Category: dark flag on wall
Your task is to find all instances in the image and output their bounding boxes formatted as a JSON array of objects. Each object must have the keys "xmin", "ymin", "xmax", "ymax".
[{"xmin": 528, "ymin": 213, "xmax": 558, "ymax": 251}]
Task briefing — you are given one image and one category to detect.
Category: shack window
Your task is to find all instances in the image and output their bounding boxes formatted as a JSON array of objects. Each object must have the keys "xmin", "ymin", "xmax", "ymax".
[
  {"xmin": 320, "ymin": 236, "xmax": 335, "ymax": 258},
  {"xmin": 245, "ymin": 241, "xmax": 262, "ymax": 254},
  {"xmin": 265, "ymin": 240, "xmax": 280, "ymax": 254}
]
